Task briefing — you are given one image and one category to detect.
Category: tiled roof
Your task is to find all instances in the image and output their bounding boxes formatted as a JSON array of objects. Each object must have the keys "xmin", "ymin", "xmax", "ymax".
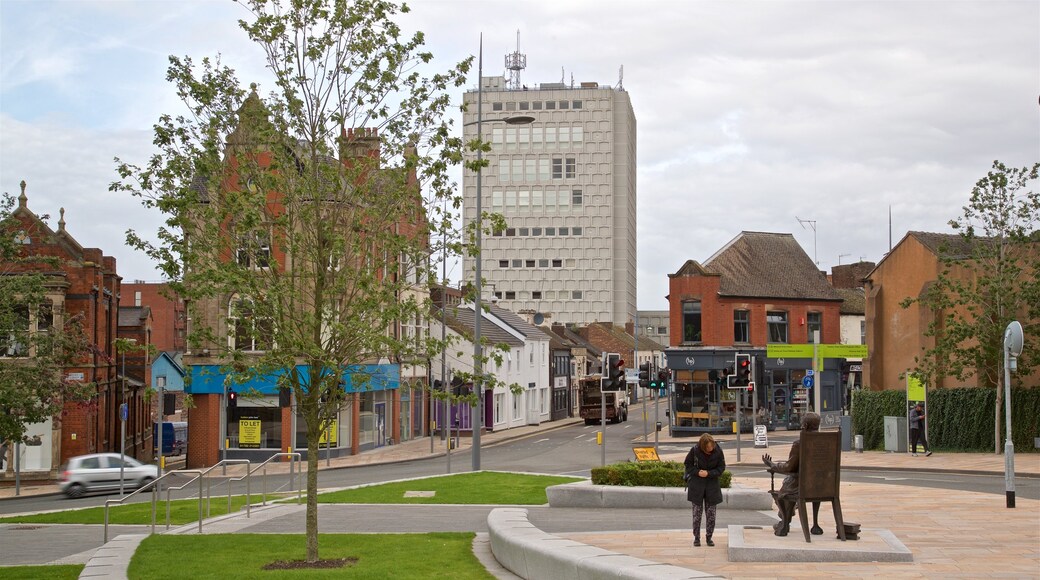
[
  {"xmin": 552, "ymin": 324, "xmax": 601, "ymax": 357},
  {"xmin": 909, "ymin": 231, "xmax": 983, "ymax": 259},
  {"xmin": 836, "ymin": 287, "xmax": 865, "ymax": 315},
  {"xmin": 118, "ymin": 306, "xmax": 150, "ymax": 327},
  {"xmin": 487, "ymin": 303, "xmax": 548, "ymax": 340},
  {"xmin": 441, "ymin": 305, "xmax": 524, "ymax": 348},
  {"xmin": 703, "ymin": 232, "xmax": 843, "ymax": 301}
]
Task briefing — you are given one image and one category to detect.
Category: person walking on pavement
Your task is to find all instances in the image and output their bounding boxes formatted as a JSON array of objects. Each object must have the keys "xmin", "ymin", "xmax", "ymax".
[
  {"xmin": 684, "ymin": 433, "xmax": 726, "ymax": 547},
  {"xmin": 909, "ymin": 403, "xmax": 932, "ymax": 457}
]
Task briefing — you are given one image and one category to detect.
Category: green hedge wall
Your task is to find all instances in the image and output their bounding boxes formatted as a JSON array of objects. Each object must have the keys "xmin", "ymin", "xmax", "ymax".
[
  {"xmin": 850, "ymin": 389, "xmax": 906, "ymax": 450},
  {"xmin": 590, "ymin": 460, "xmax": 732, "ymax": 488},
  {"xmin": 852, "ymin": 387, "xmax": 1040, "ymax": 452}
]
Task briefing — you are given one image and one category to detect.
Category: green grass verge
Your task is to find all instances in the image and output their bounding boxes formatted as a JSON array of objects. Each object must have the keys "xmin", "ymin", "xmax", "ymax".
[
  {"xmin": 128, "ymin": 533, "xmax": 491, "ymax": 579},
  {"xmin": 317, "ymin": 471, "xmax": 582, "ymax": 504},
  {"xmin": 0, "ymin": 493, "xmax": 293, "ymax": 526},
  {"xmin": 0, "ymin": 564, "xmax": 84, "ymax": 580}
]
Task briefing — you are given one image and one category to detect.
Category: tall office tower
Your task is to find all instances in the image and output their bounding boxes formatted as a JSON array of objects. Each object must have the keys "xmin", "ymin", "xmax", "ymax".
[{"xmin": 461, "ymin": 58, "xmax": 637, "ymax": 326}]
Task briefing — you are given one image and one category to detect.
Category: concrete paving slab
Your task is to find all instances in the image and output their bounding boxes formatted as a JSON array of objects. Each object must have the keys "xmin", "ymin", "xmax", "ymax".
[{"xmin": 728, "ymin": 524, "xmax": 913, "ymax": 562}]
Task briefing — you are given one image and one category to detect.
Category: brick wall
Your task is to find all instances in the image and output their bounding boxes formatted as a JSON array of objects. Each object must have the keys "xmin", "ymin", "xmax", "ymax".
[{"xmin": 187, "ymin": 394, "xmax": 221, "ymax": 468}]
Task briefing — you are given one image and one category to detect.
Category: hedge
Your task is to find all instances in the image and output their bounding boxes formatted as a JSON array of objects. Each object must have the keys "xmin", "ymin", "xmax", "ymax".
[
  {"xmin": 851, "ymin": 387, "xmax": 1040, "ymax": 452},
  {"xmin": 590, "ymin": 460, "xmax": 732, "ymax": 488}
]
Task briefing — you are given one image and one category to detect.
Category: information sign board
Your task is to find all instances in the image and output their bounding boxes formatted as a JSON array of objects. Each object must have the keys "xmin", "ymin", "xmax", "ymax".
[{"xmin": 632, "ymin": 447, "xmax": 660, "ymax": 462}]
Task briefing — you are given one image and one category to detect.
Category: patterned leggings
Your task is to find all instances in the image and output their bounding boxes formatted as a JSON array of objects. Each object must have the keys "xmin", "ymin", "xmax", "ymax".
[{"xmin": 691, "ymin": 500, "xmax": 717, "ymax": 539}]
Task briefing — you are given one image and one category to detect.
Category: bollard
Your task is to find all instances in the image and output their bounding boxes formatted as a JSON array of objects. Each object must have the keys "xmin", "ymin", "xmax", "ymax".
[{"xmin": 854, "ymin": 434, "xmax": 864, "ymax": 453}]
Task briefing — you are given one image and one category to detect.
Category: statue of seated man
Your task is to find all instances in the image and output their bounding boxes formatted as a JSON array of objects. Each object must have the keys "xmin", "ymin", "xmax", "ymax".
[{"xmin": 762, "ymin": 412, "xmax": 823, "ymax": 537}]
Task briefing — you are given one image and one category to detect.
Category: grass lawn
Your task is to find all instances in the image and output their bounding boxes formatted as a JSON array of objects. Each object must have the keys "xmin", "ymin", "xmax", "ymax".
[
  {"xmin": 317, "ymin": 471, "xmax": 582, "ymax": 504},
  {"xmin": 128, "ymin": 533, "xmax": 491, "ymax": 579},
  {"xmin": 0, "ymin": 564, "xmax": 84, "ymax": 579},
  {"xmin": 0, "ymin": 494, "xmax": 292, "ymax": 526}
]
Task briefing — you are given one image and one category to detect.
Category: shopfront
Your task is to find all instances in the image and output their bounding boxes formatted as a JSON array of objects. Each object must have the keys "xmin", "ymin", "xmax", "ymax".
[
  {"xmin": 187, "ymin": 362, "xmax": 399, "ymax": 463},
  {"xmin": 664, "ymin": 348, "xmax": 844, "ymax": 435}
]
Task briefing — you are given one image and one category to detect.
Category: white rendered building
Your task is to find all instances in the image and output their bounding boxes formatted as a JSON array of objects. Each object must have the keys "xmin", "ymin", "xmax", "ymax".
[{"xmin": 461, "ymin": 71, "xmax": 637, "ymax": 326}]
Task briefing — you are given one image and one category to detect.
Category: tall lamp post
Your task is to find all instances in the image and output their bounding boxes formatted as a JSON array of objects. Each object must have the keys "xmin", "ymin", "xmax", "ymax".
[
  {"xmin": 118, "ymin": 338, "xmax": 137, "ymax": 496},
  {"xmin": 468, "ymin": 34, "xmax": 533, "ymax": 471}
]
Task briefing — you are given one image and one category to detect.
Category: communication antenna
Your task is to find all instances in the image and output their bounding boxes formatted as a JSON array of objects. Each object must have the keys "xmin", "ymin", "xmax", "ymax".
[
  {"xmin": 796, "ymin": 216, "xmax": 818, "ymax": 265},
  {"xmin": 838, "ymin": 253, "xmax": 851, "ymax": 265},
  {"xmin": 504, "ymin": 30, "xmax": 526, "ymax": 90},
  {"xmin": 616, "ymin": 65, "xmax": 624, "ymax": 90}
]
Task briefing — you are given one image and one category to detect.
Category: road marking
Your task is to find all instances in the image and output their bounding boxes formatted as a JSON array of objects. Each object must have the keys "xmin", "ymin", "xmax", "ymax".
[
  {"xmin": 534, "ymin": 438, "xmax": 549, "ymax": 444},
  {"xmin": 862, "ymin": 475, "xmax": 910, "ymax": 481}
]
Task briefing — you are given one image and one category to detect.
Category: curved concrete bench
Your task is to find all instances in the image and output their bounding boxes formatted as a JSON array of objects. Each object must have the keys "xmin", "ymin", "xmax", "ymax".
[
  {"xmin": 546, "ymin": 480, "xmax": 773, "ymax": 510},
  {"xmin": 487, "ymin": 507, "xmax": 722, "ymax": 580}
]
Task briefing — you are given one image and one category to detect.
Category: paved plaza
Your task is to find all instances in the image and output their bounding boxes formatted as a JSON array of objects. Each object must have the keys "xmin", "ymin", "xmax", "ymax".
[{"xmin": 1, "ymin": 412, "xmax": 1038, "ymax": 578}]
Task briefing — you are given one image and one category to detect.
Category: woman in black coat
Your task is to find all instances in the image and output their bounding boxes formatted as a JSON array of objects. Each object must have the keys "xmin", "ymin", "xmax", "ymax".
[{"xmin": 684, "ymin": 433, "xmax": 726, "ymax": 546}]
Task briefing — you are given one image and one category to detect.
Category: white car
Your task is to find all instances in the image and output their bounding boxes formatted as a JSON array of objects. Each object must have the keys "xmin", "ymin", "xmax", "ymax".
[{"xmin": 60, "ymin": 453, "xmax": 158, "ymax": 498}]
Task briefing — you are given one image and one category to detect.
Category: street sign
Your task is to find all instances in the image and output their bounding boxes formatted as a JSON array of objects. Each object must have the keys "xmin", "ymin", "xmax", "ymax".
[
  {"xmin": 119, "ymin": 403, "xmax": 128, "ymax": 422},
  {"xmin": 806, "ymin": 369, "xmax": 814, "ymax": 376},
  {"xmin": 802, "ymin": 376, "xmax": 814, "ymax": 388}
]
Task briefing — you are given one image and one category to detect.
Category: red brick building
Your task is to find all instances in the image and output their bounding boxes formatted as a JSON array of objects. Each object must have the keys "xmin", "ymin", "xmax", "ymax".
[
  {"xmin": 121, "ymin": 283, "xmax": 186, "ymax": 352},
  {"xmin": 664, "ymin": 232, "xmax": 845, "ymax": 433},
  {"xmin": 182, "ymin": 94, "xmax": 428, "ymax": 468},
  {"xmin": 2, "ymin": 182, "xmax": 151, "ymax": 475}
]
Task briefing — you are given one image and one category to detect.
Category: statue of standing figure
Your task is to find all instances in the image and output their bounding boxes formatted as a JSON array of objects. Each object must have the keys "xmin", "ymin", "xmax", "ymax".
[{"xmin": 762, "ymin": 412, "xmax": 823, "ymax": 537}]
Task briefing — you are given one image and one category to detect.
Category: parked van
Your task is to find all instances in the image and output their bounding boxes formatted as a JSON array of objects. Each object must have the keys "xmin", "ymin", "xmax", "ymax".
[{"xmin": 153, "ymin": 421, "xmax": 187, "ymax": 456}]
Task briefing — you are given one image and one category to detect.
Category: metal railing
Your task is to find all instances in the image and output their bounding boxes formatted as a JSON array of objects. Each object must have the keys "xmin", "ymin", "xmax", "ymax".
[
  {"xmin": 225, "ymin": 453, "xmax": 302, "ymax": 518},
  {"xmin": 103, "ymin": 459, "xmax": 248, "ymax": 543}
]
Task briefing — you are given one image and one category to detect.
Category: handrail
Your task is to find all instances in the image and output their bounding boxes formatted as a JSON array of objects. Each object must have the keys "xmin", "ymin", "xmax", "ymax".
[
  {"xmin": 104, "ymin": 468, "xmax": 199, "ymax": 543},
  {"xmin": 174, "ymin": 459, "xmax": 249, "ymax": 527},
  {"xmin": 225, "ymin": 453, "xmax": 302, "ymax": 518}
]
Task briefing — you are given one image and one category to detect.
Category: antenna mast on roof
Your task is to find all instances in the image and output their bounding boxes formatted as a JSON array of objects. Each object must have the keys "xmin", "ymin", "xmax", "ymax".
[
  {"xmin": 504, "ymin": 30, "xmax": 526, "ymax": 89},
  {"xmin": 617, "ymin": 65, "xmax": 624, "ymax": 90},
  {"xmin": 796, "ymin": 216, "xmax": 819, "ymax": 265}
]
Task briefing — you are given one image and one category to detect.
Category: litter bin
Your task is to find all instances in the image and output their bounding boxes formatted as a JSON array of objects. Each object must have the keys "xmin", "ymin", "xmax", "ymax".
[
  {"xmin": 840, "ymin": 415, "xmax": 852, "ymax": 451},
  {"xmin": 884, "ymin": 416, "xmax": 907, "ymax": 453}
]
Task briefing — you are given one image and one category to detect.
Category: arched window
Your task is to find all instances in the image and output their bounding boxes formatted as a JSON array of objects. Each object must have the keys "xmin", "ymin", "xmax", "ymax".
[{"xmin": 228, "ymin": 295, "xmax": 273, "ymax": 352}]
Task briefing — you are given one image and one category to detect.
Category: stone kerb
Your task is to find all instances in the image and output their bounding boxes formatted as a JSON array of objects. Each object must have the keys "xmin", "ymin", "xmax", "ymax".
[
  {"xmin": 546, "ymin": 480, "xmax": 773, "ymax": 510},
  {"xmin": 487, "ymin": 507, "xmax": 720, "ymax": 580}
]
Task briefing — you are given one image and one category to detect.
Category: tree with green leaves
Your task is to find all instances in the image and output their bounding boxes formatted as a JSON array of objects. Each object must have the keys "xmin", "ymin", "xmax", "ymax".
[
  {"xmin": 902, "ymin": 160, "xmax": 1039, "ymax": 453},
  {"xmin": 0, "ymin": 189, "xmax": 94, "ymax": 457},
  {"xmin": 111, "ymin": 0, "xmax": 473, "ymax": 565}
]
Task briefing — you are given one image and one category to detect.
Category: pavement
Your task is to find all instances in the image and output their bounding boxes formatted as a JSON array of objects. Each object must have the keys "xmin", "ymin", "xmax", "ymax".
[{"xmin": 2, "ymin": 404, "xmax": 1039, "ymax": 578}]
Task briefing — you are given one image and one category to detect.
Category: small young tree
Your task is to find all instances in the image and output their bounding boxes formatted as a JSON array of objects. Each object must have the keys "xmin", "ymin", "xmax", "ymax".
[
  {"xmin": 112, "ymin": 0, "xmax": 469, "ymax": 565},
  {"xmin": 902, "ymin": 160, "xmax": 1039, "ymax": 453},
  {"xmin": 0, "ymin": 189, "xmax": 94, "ymax": 453}
]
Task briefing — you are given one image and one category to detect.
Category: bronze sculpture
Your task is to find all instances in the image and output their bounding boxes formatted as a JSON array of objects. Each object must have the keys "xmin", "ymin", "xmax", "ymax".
[{"xmin": 762, "ymin": 412, "xmax": 823, "ymax": 537}]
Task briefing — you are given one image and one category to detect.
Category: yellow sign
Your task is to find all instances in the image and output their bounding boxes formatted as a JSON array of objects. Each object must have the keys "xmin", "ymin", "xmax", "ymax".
[
  {"xmin": 907, "ymin": 374, "xmax": 926, "ymax": 402},
  {"xmin": 239, "ymin": 419, "xmax": 261, "ymax": 448},
  {"xmin": 632, "ymin": 447, "xmax": 660, "ymax": 462},
  {"xmin": 319, "ymin": 419, "xmax": 338, "ymax": 445},
  {"xmin": 766, "ymin": 344, "xmax": 869, "ymax": 359}
]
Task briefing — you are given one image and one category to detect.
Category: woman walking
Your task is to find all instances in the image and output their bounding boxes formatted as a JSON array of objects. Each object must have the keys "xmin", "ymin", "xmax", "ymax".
[{"xmin": 684, "ymin": 433, "xmax": 726, "ymax": 547}]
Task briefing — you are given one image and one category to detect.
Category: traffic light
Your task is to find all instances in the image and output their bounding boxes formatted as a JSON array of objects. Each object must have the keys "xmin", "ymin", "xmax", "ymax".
[
  {"xmin": 720, "ymin": 367, "xmax": 733, "ymax": 388},
  {"xmin": 603, "ymin": 353, "xmax": 626, "ymax": 391},
  {"xmin": 657, "ymin": 369, "xmax": 669, "ymax": 386},
  {"xmin": 278, "ymin": 386, "xmax": 291, "ymax": 408},
  {"xmin": 227, "ymin": 389, "xmax": 237, "ymax": 409},
  {"xmin": 729, "ymin": 353, "xmax": 751, "ymax": 389},
  {"xmin": 638, "ymin": 361, "xmax": 652, "ymax": 390},
  {"xmin": 451, "ymin": 376, "xmax": 465, "ymax": 396}
]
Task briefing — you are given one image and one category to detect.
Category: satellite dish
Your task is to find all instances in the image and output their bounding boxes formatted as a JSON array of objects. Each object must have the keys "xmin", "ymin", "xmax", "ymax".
[{"xmin": 533, "ymin": 312, "xmax": 545, "ymax": 325}]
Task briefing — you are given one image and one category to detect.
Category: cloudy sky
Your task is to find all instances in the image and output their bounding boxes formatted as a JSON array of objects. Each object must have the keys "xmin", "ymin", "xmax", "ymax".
[{"xmin": 2, "ymin": 0, "xmax": 1037, "ymax": 310}]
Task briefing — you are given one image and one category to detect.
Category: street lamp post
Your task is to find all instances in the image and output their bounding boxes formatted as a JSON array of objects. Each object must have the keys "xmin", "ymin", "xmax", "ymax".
[
  {"xmin": 119, "ymin": 338, "xmax": 136, "ymax": 497},
  {"xmin": 468, "ymin": 35, "xmax": 533, "ymax": 472}
]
